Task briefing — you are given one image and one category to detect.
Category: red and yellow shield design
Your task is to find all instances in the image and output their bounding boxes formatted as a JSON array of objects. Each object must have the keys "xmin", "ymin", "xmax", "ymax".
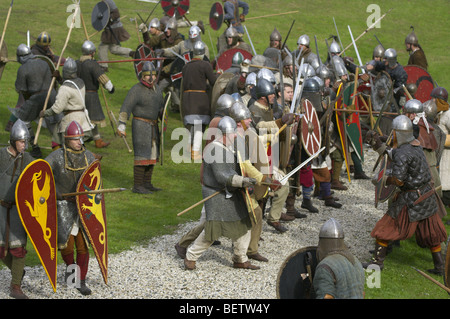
[
  {"xmin": 15, "ymin": 159, "xmax": 57, "ymax": 292},
  {"xmin": 76, "ymin": 160, "xmax": 108, "ymax": 284}
]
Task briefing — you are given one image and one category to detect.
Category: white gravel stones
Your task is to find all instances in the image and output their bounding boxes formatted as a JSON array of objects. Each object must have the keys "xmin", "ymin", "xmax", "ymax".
[{"xmin": 0, "ymin": 147, "xmax": 387, "ymax": 299}]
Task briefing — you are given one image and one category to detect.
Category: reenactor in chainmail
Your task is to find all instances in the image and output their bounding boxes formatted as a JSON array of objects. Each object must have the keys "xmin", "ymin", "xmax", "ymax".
[
  {"xmin": 30, "ymin": 31, "xmax": 66, "ymax": 65},
  {"xmin": 405, "ymin": 27, "xmax": 428, "ymax": 70},
  {"xmin": 224, "ymin": 57, "xmax": 250, "ymax": 95},
  {"xmin": 366, "ymin": 48, "xmax": 408, "ymax": 111},
  {"xmin": 423, "ymin": 99, "xmax": 446, "ymax": 168},
  {"xmin": 117, "ymin": 62, "xmax": 164, "ymax": 194},
  {"xmin": 263, "ymin": 27, "xmax": 288, "ymax": 63},
  {"xmin": 292, "ymin": 34, "xmax": 320, "ymax": 71},
  {"xmin": 139, "ymin": 17, "xmax": 163, "ymax": 50},
  {"xmin": 45, "ymin": 121, "xmax": 96, "ymax": 296},
  {"xmin": 151, "ymin": 17, "xmax": 184, "ymax": 113},
  {"xmin": 184, "ymin": 116, "xmax": 260, "ymax": 271},
  {"xmin": 403, "ymin": 99, "xmax": 441, "ymax": 197},
  {"xmin": 40, "ymin": 58, "xmax": 94, "ymax": 148},
  {"xmin": 313, "ymin": 218, "xmax": 365, "ymax": 299},
  {"xmin": 76, "ymin": 40, "xmax": 115, "ymax": 149},
  {"xmin": 217, "ymin": 26, "xmax": 252, "ymax": 56},
  {"xmin": 98, "ymin": 0, "xmax": 135, "ymax": 71},
  {"xmin": 0, "ymin": 120, "xmax": 35, "ymax": 299},
  {"xmin": 159, "ymin": 24, "xmax": 210, "ymax": 60},
  {"xmin": 249, "ymin": 78, "xmax": 298, "ymax": 232},
  {"xmin": 174, "ymin": 94, "xmax": 236, "ymax": 260},
  {"xmin": 364, "ymin": 115, "xmax": 447, "ymax": 274},
  {"xmin": 12, "ymin": 44, "xmax": 58, "ymax": 157}
]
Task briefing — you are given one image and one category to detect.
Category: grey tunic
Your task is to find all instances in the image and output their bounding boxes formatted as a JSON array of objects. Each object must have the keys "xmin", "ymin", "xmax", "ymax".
[
  {"xmin": 0, "ymin": 148, "xmax": 35, "ymax": 249},
  {"xmin": 201, "ymin": 140, "xmax": 251, "ymax": 242},
  {"xmin": 119, "ymin": 81, "xmax": 164, "ymax": 164}
]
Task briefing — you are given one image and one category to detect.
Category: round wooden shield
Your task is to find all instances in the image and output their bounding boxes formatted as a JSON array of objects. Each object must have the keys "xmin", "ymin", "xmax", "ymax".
[
  {"xmin": 91, "ymin": 1, "xmax": 110, "ymax": 32},
  {"xmin": 371, "ymin": 71, "xmax": 392, "ymax": 112},
  {"xmin": 161, "ymin": 0, "xmax": 190, "ymax": 18},
  {"xmin": 404, "ymin": 65, "xmax": 435, "ymax": 103},
  {"xmin": 300, "ymin": 99, "xmax": 322, "ymax": 156},
  {"xmin": 216, "ymin": 47, "xmax": 253, "ymax": 72},
  {"xmin": 15, "ymin": 159, "xmax": 58, "ymax": 292},
  {"xmin": 375, "ymin": 154, "xmax": 397, "ymax": 207},
  {"xmin": 209, "ymin": 2, "xmax": 224, "ymax": 31},
  {"xmin": 76, "ymin": 160, "xmax": 108, "ymax": 284},
  {"xmin": 276, "ymin": 246, "xmax": 318, "ymax": 299}
]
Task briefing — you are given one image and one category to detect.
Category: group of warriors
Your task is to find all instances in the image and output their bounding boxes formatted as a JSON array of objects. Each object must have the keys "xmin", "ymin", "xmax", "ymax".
[{"xmin": 1, "ymin": 0, "xmax": 449, "ymax": 300}]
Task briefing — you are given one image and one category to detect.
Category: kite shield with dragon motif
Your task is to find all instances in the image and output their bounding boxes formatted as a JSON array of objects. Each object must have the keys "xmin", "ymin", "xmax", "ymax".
[
  {"xmin": 15, "ymin": 159, "xmax": 58, "ymax": 291},
  {"xmin": 76, "ymin": 160, "xmax": 108, "ymax": 284}
]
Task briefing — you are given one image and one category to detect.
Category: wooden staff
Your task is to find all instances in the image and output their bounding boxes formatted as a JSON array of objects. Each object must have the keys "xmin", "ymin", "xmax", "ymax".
[
  {"xmin": 62, "ymin": 187, "xmax": 127, "ymax": 197},
  {"xmin": 177, "ymin": 190, "xmax": 222, "ymax": 216},
  {"xmin": 0, "ymin": 0, "xmax": 14, "ymax": 53},
  {"xmin": 411, "ymin": 267, "xmax": 450, "ymax": 294},
  {"xmin": 34, "ymin": 2, "xmax": 80, "ymax": 145},
  {"xmin": 338, "ymin": 8, "xmax": 393, "ymax": 57},
  {"xmin": 101, "ymin": 86, "xmax": 132, "ymax": 153},
  {"xmin": 402, "ymin": 84, "xmax": 414, "ymax": 100}
]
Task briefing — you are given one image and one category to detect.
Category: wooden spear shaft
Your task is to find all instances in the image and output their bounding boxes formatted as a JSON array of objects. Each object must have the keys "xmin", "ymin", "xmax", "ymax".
[
  {"xmin": 34, "ymin": 3, "xmax": 80, "ymax": 145},
  {"xmin": 62, "ymin": 187, "xmax": 127, "ymax": 197},
  {"xmin": 411, "ymin": 267, "xmax": 450, "ymax": 294},
  {"xmin": 177, "ymin": 190, "xmax": 222, "ymax": 216},
  {"xmin": 0, "ymin": 0, "xmax": 14, "ymax": 53}
]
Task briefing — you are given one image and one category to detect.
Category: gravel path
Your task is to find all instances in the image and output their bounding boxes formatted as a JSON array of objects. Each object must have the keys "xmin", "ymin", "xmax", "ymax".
[{"xmin": 0, "ymin": 148, "xmax": 387, "ymax": 299}]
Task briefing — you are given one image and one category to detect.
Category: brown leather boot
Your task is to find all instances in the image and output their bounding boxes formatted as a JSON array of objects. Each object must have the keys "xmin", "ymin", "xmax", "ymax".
[
  {"xmin": 331, "ymin": 179, "xmax": 348, "ymax": 191},
  {"xmin": 9, "ymin": 284, "xmax": 28, "ymax": 299},
  {"xmin": 427, "ymin": 251, "xmax": 445, "ymax": 275},
  {"xmin": 233, "ymin": 261, "xmax": 260, "ymax": 270},
  {"xmin": 95, "ymin": 139, "xmax": 110, "ymax": 148},
  {"xmin": 184, "ymin": 258, "xmax": 196, "ymax": 270}
]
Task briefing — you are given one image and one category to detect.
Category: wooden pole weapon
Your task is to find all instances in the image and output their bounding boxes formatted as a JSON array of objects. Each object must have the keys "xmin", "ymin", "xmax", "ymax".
[
  {"xmin": 34, "ymin": 1, "xmax": 80, "ymax": 145},
  {"xmin": 0, "ymin": 0, "xmax": 14, "ymax": 53}
]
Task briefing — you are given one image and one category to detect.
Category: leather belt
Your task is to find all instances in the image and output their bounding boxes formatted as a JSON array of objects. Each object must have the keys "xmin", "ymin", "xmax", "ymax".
[
  {"xmin": 134, "ymin": 116, "xmax": 157, "ymax": 125},
  {"xmin": 184, "ymin": 90, "xmax": 206, "ymax": 93}
]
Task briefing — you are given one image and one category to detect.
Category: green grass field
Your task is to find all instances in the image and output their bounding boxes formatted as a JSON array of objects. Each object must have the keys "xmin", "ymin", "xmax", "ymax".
[{"xmin": 1, "ymin": 0, "xmax": 450, "ymax": 299}]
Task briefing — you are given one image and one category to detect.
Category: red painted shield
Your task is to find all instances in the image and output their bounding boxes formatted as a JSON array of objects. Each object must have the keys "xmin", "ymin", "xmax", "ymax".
[
  {"xmin": 404, "ymin": 65, "xmax": 435, "ymax": 103},
  {"xmin": 216, "ymin": 48, "xmax": 253, "ymax": 72},
  {"xmin": 133, "ymin": 43, "xmax": 155, "ymax": 80},
  {"xmin": 76, "ymin": 161, "xmax": 108, "ymax": 284},
  {"xmin": 374, "ymin": 154, "xmax": 397, "ymax": 208},
  {"xmin": 209, "ymin": 2, "xmax": 224, "ymax": 31},
  {"xmin": 300, "ymin": 99, "xmax": 322, "ymax": 156},
  {"xmin": 161, "ymin": 0, "xmax": 190, "ymax": 18},
  {"xmin": 15, "ymin": 159, "xmax": 57, "ymax": 292}
]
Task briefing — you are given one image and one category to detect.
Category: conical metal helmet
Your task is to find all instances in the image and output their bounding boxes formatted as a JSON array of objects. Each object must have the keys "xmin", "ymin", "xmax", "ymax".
[
  {"xmin": 392, "ymin": 114, "xmax": 414, "ymax": 146},
  {"xmin": 63, "ymin": 57, "xmax": 77, "ymax": 79},
  {"xmin": 36, "ymin": 31, "xmax": 51, "ymax": 46},
  {"xmin": 431, "ymin": 87, "xmax": 448, "ymax": 102},
  {"xmin": 10, "ymin": 119, "xmax": 30, "ymax": 142},
  {"xmin": 232, "ymin": 51, "xmax": 244, "ymax": 67},
  {"xmin": 270, "ymin": 28, "xmax": 282, "ymax": 42},
  {"xmin": 64, "ymin": 121, "xmax": 84, "ymax": 140},
  {"xmin": 257, "ymin": 68, "xmax": 276, "ymax": 84},
  {"xmin": 225, "ymin": 26, "xmax": 239, "ymax": 38},
  {"xmin": 423, "ymin": 100, "xmax": 438, "ymax": 121},
  {"xmin": 217, "ymin": 116, "xmax": 237, "ymax": 134},
  {"xmin": 319, "ymin": 218, "xmax": 344, "ymax": 239},
  {"xmin": 384, "ymin": 48, "xmax": 397, "ymax": 67},
  {"xmin": 297, "ymin": 34, "xmax": 310, "ymax": 47},
  {"xmin": 229, "ymin": 101, "xmax": 251, "ymax": 122},
  {"xmin": 403, "ymin": 99, "xmax": 423, "ymax": 114},
  {"xmin": 373, "ymin": 44, "xmax": 385, "ymax": 59},
  {"xmin": 405, "ymin": 27, "xmax": 419, "ymax": 45},
  {"xmin": 256, "ymin": 78, "xmax": 275, "ymax": 98},
  {"xmin": 245, "ymin": 72, "xmax": 257, "ymax": 86},
  {"xmin": 317, "ymin": 64, "xmax": 332, "ymax": 80},
  {"xmin": 164, "ymin": 17, "xmax": 177, "ymax": 32},
  {"xmin": 81, "ymin": 40, "xmax": 96, "ymax": 55},
  {"xmin": 149, "ymin": 17, "xmax": 160, "ymax": 29},
  {"xmin": 193, "ymin": 41, "xmax": 206, "ymax": 56},
  {"xmin": 215, "ymin": 94, "xmax": 235, "ymax": 116},
  {"xmin": 329, "ymin": 39, "xmax": 341, "ymax": 54}
]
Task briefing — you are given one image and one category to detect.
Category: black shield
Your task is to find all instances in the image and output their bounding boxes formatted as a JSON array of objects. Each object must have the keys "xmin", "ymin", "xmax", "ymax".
[
  {"xmin": 276, "ymin": 246, "xmax": 318, "ymax": 299},
  {"xmin": 91, "ymin": 1, "xmax": 110, "ymax": 32}
]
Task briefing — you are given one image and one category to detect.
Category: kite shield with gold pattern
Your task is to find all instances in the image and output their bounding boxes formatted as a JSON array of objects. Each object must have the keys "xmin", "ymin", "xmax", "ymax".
[
  {"xmin": 15, "ymin": 159, "xmax": 58, "ymax": 292},
  {"xmin": 76, "ymin": 160, "xmax": 108, "ymax": 284}
]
